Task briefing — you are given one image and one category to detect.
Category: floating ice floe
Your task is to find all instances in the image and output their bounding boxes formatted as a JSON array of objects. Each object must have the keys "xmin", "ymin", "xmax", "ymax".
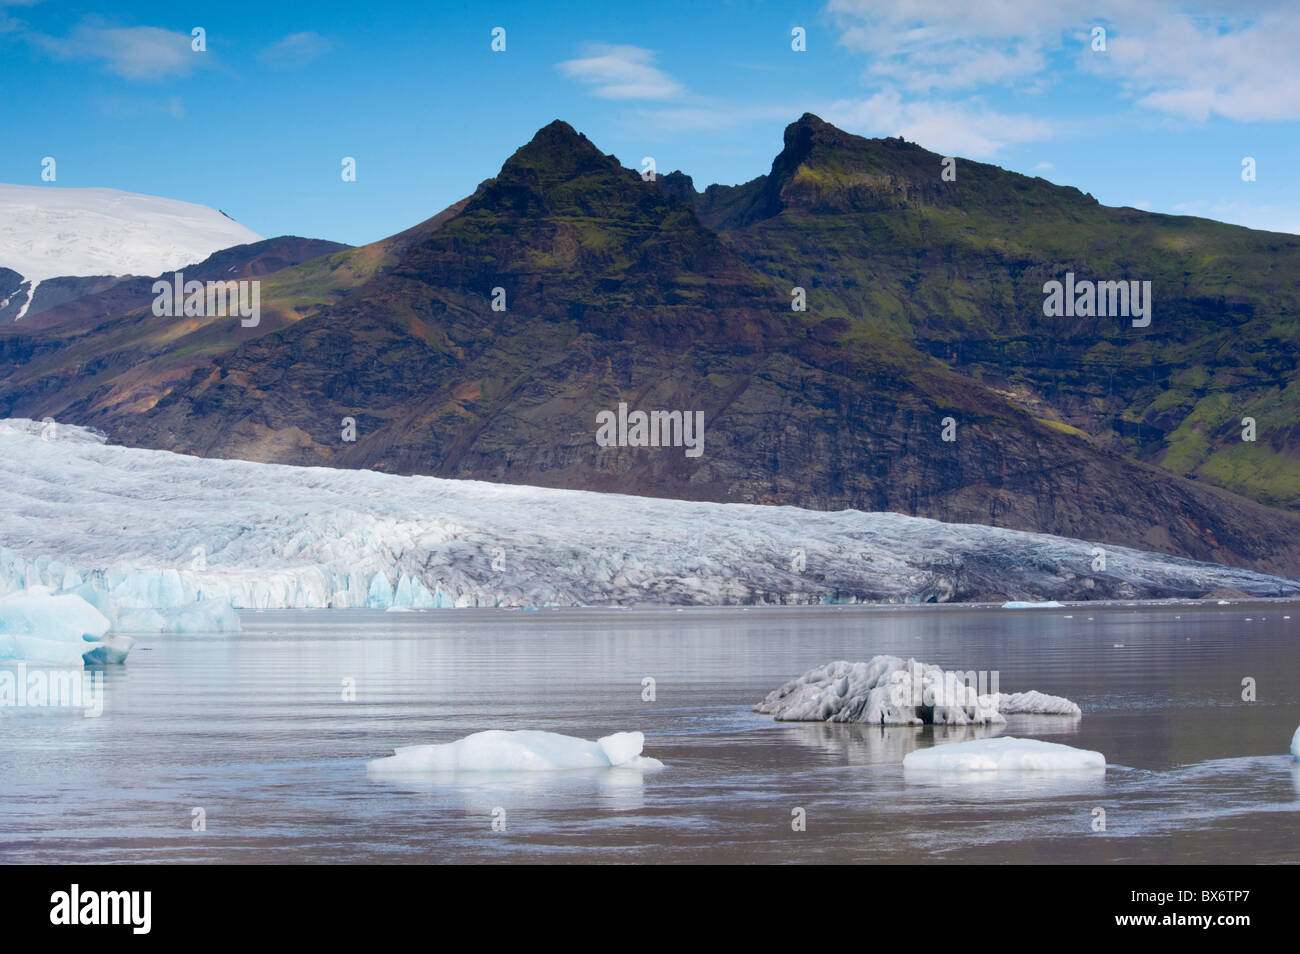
[
  {"xmin": 1292, "ymin": 726, "xmax": 1299, "ymax": 761},
  {"xmin": 755, "ymin": 656, "xmax": 1081, "ymax": 726},
  {"xmin": 1002, "ymin": 600, "xmax": 1065, "ymax": 609},
  {"xmin": 0, "ymin": 590, "xmax": 134, "ymax": 667},
  {"xmin": 367, "ymin": 729, "xmax": 665, "ymax": 774},
  {"xmin": 903, "ymin": 737, "xmax": 1106, "ymax": 773}
]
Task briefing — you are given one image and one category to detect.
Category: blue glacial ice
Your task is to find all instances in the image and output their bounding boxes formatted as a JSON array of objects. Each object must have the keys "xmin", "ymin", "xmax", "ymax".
[
  {"xmin": 367, "ymin": 729, "xmax": 665, "ymax": 773},
  {"xmin": 903, "ymin": 737, "xmax": 1106, "ymax": 773},
  {"xmin": 0, "ymin": 590, "xmax": 132, "ymax": 667}
]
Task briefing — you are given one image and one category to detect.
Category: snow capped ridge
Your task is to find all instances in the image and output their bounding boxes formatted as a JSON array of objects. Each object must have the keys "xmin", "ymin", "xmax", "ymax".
[
  {"xmin": 0, "ymin": 183, "xmax": 261, "ymax": 284},
  {"xmin": 2, "ymin": 417, "xmax": 1298, "ymax": 615}
]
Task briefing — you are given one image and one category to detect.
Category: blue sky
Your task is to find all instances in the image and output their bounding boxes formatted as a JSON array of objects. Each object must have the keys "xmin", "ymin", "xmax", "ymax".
[{"xmin": 2, "ymin": 0, "xmax": 1297, "ymax": 246}]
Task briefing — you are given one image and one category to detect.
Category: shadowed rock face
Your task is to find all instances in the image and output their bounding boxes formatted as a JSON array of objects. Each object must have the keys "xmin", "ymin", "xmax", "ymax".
[{"xmin": 3, "ymin": 117, "xmax": 1300, "ymax": 582}]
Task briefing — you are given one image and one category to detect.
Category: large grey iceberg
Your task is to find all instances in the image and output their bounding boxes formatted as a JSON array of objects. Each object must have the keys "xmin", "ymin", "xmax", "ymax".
[{"xmin": 756, "ymin": 656, "xmax": 1081, "ymax": 726}]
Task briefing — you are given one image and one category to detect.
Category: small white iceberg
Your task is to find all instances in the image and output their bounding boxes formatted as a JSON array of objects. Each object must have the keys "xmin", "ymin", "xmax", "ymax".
[
  {"xmin": 1291, "ymin": 725, "xmax": 1299, "ymax": 761},
  {"xmin": 367, "ymin": 729, "xmax": 665, "ymax": 774},
  {"xmin": 756, "ymin": 656, "xmax": 1080, "ymax": 726},
  {"xmin": 1002, "ymin": 600, "xmax": 1065, "ymax": 609},
  {"xmin": 0, "ymin": 590, "xmax": 133, "ymax": 667},
  {"xmin": 903, "ymin": 737, "xmax": 1105, "ymax": 773}
]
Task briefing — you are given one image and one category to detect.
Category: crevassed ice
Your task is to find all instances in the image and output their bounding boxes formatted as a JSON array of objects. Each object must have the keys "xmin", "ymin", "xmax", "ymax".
[
  {"xmin": 366, "ymin": 729, "xmax": 665, "ymax": 773},
  {"xmin": 4, "ymin": 417, "xmax": 1300, "ymax": 616},
  {"xmin": 755, "ymin": 656, "xmax": 1082, "ymax": 726},
  {"xmin": 902, "ymin": 737, "xmax": 1106, "ymax": 773}
]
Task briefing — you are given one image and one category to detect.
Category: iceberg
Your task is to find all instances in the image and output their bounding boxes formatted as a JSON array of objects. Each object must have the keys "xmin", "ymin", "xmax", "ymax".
[
  {"xmin": 3, "ymin": 417, "xmax": 1300, "ymax": 611},
  {"xmin": 367, "ymin": 729, "xmax": 665, "ymax": 774},
  {"xmin": 1292, "ymin": 725, "xmax": 1299, "ymax": 761},
  {"xmin": 903, "ymin": 737, "xmax": 1106, "ymax": 773},
  {"xmin": 0, "ymin": 590, "xmax": 131, "ymax": 666},
  {"xmin": 1002, "ymin": 600, "xmax": 1065, "ymax": 608},
  {"xmin": 755, "ymin": 656, "xmax": 1082, "ymax": 725}
]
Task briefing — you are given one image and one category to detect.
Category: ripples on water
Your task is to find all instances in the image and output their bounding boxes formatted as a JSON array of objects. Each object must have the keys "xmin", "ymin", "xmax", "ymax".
[{"xmin": 1, "ymin": 603, "xmax": 1297, "ymax": 863}]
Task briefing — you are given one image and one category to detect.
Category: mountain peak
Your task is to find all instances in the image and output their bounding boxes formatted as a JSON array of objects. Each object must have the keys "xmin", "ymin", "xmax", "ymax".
[
  {"xmin": 494, "ymin": 119, "xmax": 613, "ymax": 187},
  {"xmin": 784, "ymin": 112, "xmax": 853, "ymax": 150}
]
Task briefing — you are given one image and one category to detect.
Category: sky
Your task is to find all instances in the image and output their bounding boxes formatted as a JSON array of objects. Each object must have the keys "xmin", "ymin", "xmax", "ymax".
[{"xmin": 1, "ymin": 0, "xmax": 1297, "ymax": 246}]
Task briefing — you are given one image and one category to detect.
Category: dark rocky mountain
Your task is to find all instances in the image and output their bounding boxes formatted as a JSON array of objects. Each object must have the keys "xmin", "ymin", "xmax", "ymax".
[
  {"xmin": 0, "ymin": 273, "xmax": 132, "ymax": 324},
  {"xmin": 3, "ymin": 117, "xmax": 1299, "ymax": 580}
]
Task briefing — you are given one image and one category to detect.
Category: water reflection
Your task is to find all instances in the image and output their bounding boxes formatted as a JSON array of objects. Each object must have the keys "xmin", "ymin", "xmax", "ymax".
[{"xmin": 366, "ymin": 765, "xmax": 651, "ymax": 813}]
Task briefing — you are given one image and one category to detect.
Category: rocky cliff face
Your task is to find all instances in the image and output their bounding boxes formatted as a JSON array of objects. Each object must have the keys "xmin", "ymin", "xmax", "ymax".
[{"xmin": 3, "ymin": 117, "xmax": 1300, "ymax": 580}]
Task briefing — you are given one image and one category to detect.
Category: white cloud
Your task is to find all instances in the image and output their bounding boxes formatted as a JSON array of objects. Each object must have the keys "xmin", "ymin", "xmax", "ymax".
[
  {"xmin": 557, "ymin": 44, "xmax": 684, "ymax": 100},
  {"xmin": 1170, "ymin": 199, "xmax": 1300, "ymax": 235},
  {"xmin": 824, "ymin": 88, "xmax": 1054, "ymax": 157},
  {"xmin": 260, "ymin": 31, "xmax": 332, "ymax": 69},
  {"xmin": 1094, "ymin": 9, "xmax": 1300, "ymax": 122},
  {"xmin": 34, "ymin": 21, "xmax": 201, "ymax": 80},
  {"xmin": 826, "ymin": 0, "xmax": 1300, "ymax": 123},
  {"xmin": 826, "ymin": 0, "xmax": 1100, "ymax": 93}
]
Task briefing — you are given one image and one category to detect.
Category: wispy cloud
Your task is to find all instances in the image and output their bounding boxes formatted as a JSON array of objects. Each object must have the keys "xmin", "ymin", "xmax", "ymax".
[
  {"xmin": 97, "ymin": 93, "xmax": 186, "ymax": 119},
  {"xmin": 1170, "ymin": 198, "xmax": 1300, "ymax": 236},
  {"xmin": 0, "ymin": 0, "xmax": 41, "ymax": 32},
  {"xmin": 557, "ymin": 44, "xmax": 684, "ymax": 100},
  {"xmin": 612, "ymin": 103, "xmax": 800, "ymax": 143},
  {"xmin": 826, "ymin": 0, "xmax": 1300, "ymax": 123},
  {"xmin": 1088, "ymin": 8, "xmax": 1300, "ymax": 122},
  {"xmin": 824, "ymin": 88, "xmax": 1054, "ymax": 157},
  {"xmin": 259, "ymin": 31, "xmax": 333, "ymax": 69},
  {"xmin": 32, "ymin": 20, "xmax": 203, "ymax": 80}
]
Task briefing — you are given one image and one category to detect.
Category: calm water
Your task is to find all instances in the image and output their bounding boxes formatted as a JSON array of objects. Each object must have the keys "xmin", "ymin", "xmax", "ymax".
[{"xmin": 2, "ymin": 603, "xmax": 1298, "ymax": 864}]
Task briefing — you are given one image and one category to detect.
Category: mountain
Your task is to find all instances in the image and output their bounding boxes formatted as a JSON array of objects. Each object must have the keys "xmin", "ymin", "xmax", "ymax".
[
  {"xmin": 0, "ymin": 183, "xmax": 264, "ymax": 323},
  {"xmin": 684, "ymin": 115, "xmax": 1300, "ymax": 512},
  {"xmin": 3, "ymin": 118, "xmax": 1300, "ymax": 581},
  {"xmin": 0, "ymin": 235, "xmax": 350, "ymax": 427}
]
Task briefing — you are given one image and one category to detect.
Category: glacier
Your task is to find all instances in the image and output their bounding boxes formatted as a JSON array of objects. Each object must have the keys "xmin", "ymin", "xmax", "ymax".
[
  {"xmin": 0, "ymin": 184, "xmax": 261, "ymax": 284},
  {"xmin": 2, "ymin": 417, "xmax": 1299, "ymax": 617},
  {"xmin": 367, "ymin": 730, "xmax": 664, "ymax": 774},
  {"xmin": 755, "ymin": 657, "xmax": 1082, "ymax": 725},
  {"xmin": 902, "ymin": 737, "xmax": 1106, "ymax": 773}
]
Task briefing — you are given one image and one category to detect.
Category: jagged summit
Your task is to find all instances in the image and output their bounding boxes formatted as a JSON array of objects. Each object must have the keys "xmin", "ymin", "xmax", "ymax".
[
  {"xmin": 491, "ymin": 119, "xmax": 618, "ymax": 189},
  {"xmin": 692, "ymin": 112, "xmax": 1100, "ymax": 229}
]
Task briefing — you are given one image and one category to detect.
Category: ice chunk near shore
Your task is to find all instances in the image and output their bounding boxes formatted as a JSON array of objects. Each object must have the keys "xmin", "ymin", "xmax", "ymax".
[
  {"xmin": 1002, "ymin": 600, "xmax": 1064, "ymax": 609},
  {"xmin": 1291, "ymin": 725, "xmax": 1299, "ymax": 761},
  {"xmin": 367, "ymin": 729, "xmax": 664, "ymax": 774},
  {"xmin": 756, "ymin": 656, "xmax": 1081, "ymax": 726},
  {"xmin": 0, "ymin": 590, "xmax": 130, "ymax": 666},
  {"xmin": 903, "ymin": 737, "xmax": 1105, "ymax": 773}
]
